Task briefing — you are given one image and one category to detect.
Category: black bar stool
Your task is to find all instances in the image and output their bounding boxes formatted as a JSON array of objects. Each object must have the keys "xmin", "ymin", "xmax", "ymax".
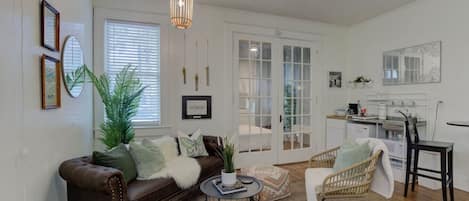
[{"xmin": 401, "ymin": 112, "xmax": 454, "ymax": 201}]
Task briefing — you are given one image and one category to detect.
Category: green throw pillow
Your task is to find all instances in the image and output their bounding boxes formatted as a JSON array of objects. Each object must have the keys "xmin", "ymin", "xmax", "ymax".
[
  {"xmin": 333, "ymin": 141, "xmax": 371, "ymax": 172},
  {"xmin": 93, "ymin": 144, "xmax": 137, "ymax": 183},
  {"xmin": 129, "ymin": 141, "xmax": 166, "ymax": 180},
  {"xmin": 178, "ymin": 129, "xmax": 209, "ymax": 157}
]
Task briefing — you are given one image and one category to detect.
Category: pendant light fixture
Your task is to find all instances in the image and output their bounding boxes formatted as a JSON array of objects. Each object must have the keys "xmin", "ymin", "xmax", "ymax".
[{"xmin": 170, "ymin": 0, "xmax": 193, "ymax": 29}]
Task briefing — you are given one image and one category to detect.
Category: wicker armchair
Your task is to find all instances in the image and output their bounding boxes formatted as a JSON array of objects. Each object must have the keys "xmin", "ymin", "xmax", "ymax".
[{"xmin": 308, "ymin": 147, "xmax": 383, "ymax": 201}]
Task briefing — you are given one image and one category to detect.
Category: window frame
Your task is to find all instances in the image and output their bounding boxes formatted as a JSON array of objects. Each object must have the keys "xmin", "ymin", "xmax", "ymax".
[
  {"xmin": 104, "ymin": 19, "xmax": 161, "ymax": 125},
  {"xmin": 93, "ymin": 8, "xmax": 169, "ymax": 130}
]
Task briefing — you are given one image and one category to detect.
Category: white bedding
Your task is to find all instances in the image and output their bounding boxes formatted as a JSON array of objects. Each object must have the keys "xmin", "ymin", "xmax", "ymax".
[
  {"xmin": 238, "ymin": 124, "xmax": 272, "ymax": 135},
  {"xmin": 238, "ymin": 124, "xmax": 272, "ymax": 152}
]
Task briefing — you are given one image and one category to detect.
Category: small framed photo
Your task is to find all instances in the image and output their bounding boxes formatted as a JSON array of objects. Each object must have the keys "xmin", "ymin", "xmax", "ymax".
[
  {"xmin": 41, "ymin": 0, "xmax": 60, "ymax": 51},
  {"xmin": 182, "ymin": 96, "xmax": 212, "ymax": 119},
  {"xmin": 41, "ymin": 54, "xmax": 61, "ymax": 109},
  {"xmin": 329, "ymin": 71, "xmax": 342, "ymax": 88}
]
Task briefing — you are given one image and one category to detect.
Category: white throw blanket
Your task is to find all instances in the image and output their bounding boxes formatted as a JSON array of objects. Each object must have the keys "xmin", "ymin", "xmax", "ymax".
[
  {"xmin": 305, "ymin": 138, "xmax": 394, "ymax": 201},
  {"xmin": 141, "ymin": 156, "xmax": 201, "ymax": 189},
  {"xmin": 356, "ymin": 138, "xmax": 394, "ymax": 198}
]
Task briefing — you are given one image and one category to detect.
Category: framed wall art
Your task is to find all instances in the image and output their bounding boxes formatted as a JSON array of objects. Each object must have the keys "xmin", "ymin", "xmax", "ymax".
[
  {"xmin": 41, "ymin": 54, "xmax": 61, "ymax": 109},
  {"xmin": 329, "ymin": 71, "xmax": 342, "ymax": 88},
  {"xmin": 182, "ymin": 96, "xmax": 212, "ymax": 119},
  {"xmin": 41, "ymin": 0, "xmax": 60, "ymax": 51}
]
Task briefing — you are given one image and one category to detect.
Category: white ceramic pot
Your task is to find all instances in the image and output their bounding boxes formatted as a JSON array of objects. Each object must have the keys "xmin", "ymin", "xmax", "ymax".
[
  {"xmin": 221, "ymin": 170, "xmax": 237, "ymax": 186},
  {"xmin": 124, "ymin": 144, "xmax": 130, "ymax": 150}
]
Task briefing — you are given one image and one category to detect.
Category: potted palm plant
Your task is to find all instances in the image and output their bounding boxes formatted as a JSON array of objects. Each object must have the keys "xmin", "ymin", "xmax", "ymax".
[
  {"xmin": 216, "ymin": 137, "xmax": 237, "ymax": 186},
  {"xmin": 84, "ymin": 65, "xmax": 147, "ymax": 150}
]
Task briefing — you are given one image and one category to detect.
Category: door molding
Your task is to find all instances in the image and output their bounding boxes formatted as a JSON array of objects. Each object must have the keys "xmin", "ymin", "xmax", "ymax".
[{"xmin": 224, "ymin": 22, "xmax": 323, "ymax": 166}]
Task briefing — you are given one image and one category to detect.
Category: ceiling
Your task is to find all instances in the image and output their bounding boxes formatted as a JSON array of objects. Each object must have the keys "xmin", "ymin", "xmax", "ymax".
[{"xmin": 196, "ymin": 0, "xmax": 415, "ymax": 26}]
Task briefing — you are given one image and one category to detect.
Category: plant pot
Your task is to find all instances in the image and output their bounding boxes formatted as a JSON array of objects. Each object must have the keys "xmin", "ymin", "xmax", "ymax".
[
  {"xmin": 124, "ymin": 144, "xmax": 130, "ymax": 150},
  {"xmin": 221, "ymin": 170, "xmax": 237, "ymax": 186}
]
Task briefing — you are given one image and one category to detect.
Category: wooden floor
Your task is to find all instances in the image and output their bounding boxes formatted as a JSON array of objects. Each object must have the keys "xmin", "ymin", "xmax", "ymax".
[{"xmin": 277, "ymin": 162, "xmax": 469, "ymax": 201}]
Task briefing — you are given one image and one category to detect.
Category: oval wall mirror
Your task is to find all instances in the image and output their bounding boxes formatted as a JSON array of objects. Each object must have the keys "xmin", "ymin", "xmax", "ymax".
[{"xmin": 61, "ymin": 35, "xmax": 85, "ymax": 98}]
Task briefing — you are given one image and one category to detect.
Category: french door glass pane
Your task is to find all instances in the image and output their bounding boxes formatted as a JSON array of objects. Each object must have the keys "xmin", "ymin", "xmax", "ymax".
[
  {"xmin": 283, "ymin": 45, "xmax": 312, "ymax": 150},
  {"xmin": 262, "ymin": 61, "xmax": 271, "ymax": 79},
  {"xmin": 284, "ymin": 46, "xmax": 291, "ymax": 62},
  {"xmin": 303, "ymin": 65, "xmax": 311, "ymax": 80},
  {"xmin": 303, "ymin": 81, "xmax": 311, "ymax": 97},
  {"xmin": 293, "ymin": 64, "xmax": 301, "ymax": 80},
  {"xmin": 283, "ymin": 135, "xmax": 292, "ymax": 150},
  {"xmin": 239, "ymin": 60, "xmax": 249, "ymax": 78},
  {"xmin": 303, "ymin": 133, "xmax": 311, "ymax": 148},
  {"xmin": 262, "ymin": 43, "xmax": 271, "ymax": 60},
  {"xmin": 303, "ymin": 48, "xmax": 311, "ymax": 64},
  {"xmin": 250, "ymin": 41, "xmax": 260, "ymax": 60},
  {"xmin": 238, "ymin": 39, "xmax": 272, "ymax": 154},
  {"xmin": 284, "ymin": 64, "xmax": 292, "ymax": 81},
  {"xmin": 293, "ymin": 47, "xmax": 301, "ymax": 63},
  {"xmin": 239, "ymin": 40, "xmax": 249, "ymax": 59}
]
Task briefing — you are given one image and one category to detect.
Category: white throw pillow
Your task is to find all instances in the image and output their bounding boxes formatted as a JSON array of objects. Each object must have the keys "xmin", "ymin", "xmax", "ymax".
[
  {"xmin": 149, "ymin": 136, "xmax": 179, "ymax": 162},
  {"xmin": 178, "ymin": 129, "xmax": 209, "ymax": 157}
]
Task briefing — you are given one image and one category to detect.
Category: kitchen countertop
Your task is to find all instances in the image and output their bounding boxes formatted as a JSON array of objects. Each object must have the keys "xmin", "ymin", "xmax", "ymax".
[
  {"xmin": 326, "ymin": 115, "xmax": 348, "ymax": 120},
  {"xmin": 327, "ymin": 115, "xmax": 426, "ymax": 126}
]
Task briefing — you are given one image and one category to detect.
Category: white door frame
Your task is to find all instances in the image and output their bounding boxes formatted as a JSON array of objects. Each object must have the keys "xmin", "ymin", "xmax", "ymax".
[
  {"xmin": 232, "ymin": 33, "xmax": 280, "ymax": 168},
  {"xmin": 277, "ymin": 39, "xmax": 321, "ymax": 164},
  {"xmin": 224, "ymin": 22, "xmax": 322, "ymax": 167}
]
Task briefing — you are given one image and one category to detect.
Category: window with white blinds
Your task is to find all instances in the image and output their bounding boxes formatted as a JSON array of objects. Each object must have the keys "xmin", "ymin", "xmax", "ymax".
[{"xmin": 105, "ymin": 19, "xmax": 161, "ymax": 125}]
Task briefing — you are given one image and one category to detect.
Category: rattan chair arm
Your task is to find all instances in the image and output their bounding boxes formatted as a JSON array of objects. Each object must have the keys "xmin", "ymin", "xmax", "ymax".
[
  {"xmin": 320, "ymin": 150, "xmax": 382, "ymax": 195},
  {"xmin": 308, "ymin": 147, "xmax": 340, "ymax": 168}
]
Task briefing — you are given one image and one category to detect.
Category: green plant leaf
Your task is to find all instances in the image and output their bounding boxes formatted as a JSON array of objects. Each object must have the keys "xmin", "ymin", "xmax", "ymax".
[{"xmin": 84, "ymin": 65, "xmax": 147, "ymax": 150}]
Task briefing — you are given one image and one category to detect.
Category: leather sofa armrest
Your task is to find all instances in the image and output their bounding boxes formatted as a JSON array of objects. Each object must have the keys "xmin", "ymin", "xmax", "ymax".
[
  {"xmin": 59, "ymin": 156, "xmax": 128, "ymax": 200},
  {"xmin": 203, "ymin": 136, "xmax": 223, "ymax": 158}
]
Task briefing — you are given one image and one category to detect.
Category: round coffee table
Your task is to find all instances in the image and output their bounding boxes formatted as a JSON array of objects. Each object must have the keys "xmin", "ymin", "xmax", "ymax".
[{"xmin": 200, "ymin": 175, "xmax": 263, "ymax": 201}]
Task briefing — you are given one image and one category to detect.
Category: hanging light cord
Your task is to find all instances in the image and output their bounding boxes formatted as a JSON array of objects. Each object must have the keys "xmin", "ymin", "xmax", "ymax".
[
  {"xmin": 195, "ymin": 40, "xmax": 198, "ymax": 72},
  {"xmin": 206, "ymin": 40, "xmax": 209, "ymax": 66},
  {"xmin": 183, "ymin": 32, "xmax": 186, "ymax": 66}
]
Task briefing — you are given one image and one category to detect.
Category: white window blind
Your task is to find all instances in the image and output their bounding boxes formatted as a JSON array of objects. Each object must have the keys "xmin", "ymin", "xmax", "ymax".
[{"xmin": 105, "ymin": 19, "xmax": 161, "ymax": 125}]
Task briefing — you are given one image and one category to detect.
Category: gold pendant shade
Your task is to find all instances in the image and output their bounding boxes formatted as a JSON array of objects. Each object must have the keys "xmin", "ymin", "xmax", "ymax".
[{"xmin": 170, "ymin": 0, "xmax": 193, "ymax": 29}]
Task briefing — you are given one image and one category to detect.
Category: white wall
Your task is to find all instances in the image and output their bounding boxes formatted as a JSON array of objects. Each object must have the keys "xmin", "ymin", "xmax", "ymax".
[
  {"xmin": 346, "ymin": 0, "xmax": 469, "ymax": 191},
  {"xmin": 0, "ymin": 0, "xmax": 93, "ymax": 201},
  {"xmin": 0, "ymin": 1, "xmax": 23, "ymax": 200},
  {"xmin": 93, "ymin": 0, "xmax": 348, "ymax": 151}
]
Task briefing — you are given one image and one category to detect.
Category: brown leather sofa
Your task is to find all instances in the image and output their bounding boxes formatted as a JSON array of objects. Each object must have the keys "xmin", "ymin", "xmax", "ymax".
[{"xmin": 59, "ymin": 136, "xmax": 223, "ymax": 201}]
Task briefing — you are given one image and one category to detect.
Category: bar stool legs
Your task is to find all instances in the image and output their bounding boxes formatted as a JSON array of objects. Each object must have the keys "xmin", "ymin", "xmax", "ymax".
[
  {"xmin": 441, "ymin": 151, "xmax": 447, "ymax": 201},
  {"xmin": 449, "ymin": 150, "xmax": 454, "ymax": 201},
  {"xmin": 412, "ymin": 150, "xmax": 419, "ymax": 192},
  {"xmin": 404, "ymin": 150, "xmax": 454, "ymax": 201},
  {"xmin": 404, "ymin": 148, "xmax": 412, "ymax": 197}
]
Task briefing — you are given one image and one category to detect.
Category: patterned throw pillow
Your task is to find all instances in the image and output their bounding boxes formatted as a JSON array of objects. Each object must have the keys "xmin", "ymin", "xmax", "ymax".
[{"xmin": 178, "ymin": 129, "xmax": 209, "ymax": 157}]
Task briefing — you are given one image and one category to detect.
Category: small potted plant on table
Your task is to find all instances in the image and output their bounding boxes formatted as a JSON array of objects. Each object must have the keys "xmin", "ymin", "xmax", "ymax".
[{"xmin": 216, "ymin": 137, "xmax": 237, "ymax": 186}]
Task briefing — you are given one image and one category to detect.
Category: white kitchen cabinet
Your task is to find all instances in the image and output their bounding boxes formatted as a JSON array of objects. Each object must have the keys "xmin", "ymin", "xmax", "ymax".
[
  {"xmin": 326, "ymin": 118, "xmax": 346, "ymax": 148},
  {"xmin": 346, "ymin": 123, "xmax": 376, "ymax": 140}
]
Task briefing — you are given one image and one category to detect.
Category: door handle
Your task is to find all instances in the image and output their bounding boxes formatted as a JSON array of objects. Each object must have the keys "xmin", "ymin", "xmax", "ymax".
[{"xmin": 280, "ymin": 115, "xmax": 283, "ymax": 123}]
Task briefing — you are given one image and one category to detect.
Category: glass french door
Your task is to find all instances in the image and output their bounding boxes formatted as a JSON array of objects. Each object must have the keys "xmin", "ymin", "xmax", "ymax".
[
  {"xmin": 278, "ymin": 41, "xmax": 317, "ymax": 164},
  {"xmin": 234, "ymin": 33, "xmax": 278, "ymax": 167},
  {"xmin": 234, "ymin": 34, "xmax": 317, "ymax": 166}
]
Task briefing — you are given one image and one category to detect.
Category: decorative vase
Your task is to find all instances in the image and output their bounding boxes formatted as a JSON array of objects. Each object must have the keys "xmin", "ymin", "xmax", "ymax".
[{"xmin": 221, "ymin": 170, "xmax": 237, "ymax": 186}]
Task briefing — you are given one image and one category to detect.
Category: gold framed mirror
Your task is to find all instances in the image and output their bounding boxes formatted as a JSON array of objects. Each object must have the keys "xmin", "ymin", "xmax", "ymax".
[{"xmin": 61, "ymin": 35, "xmax": 85, "ymax": 98}]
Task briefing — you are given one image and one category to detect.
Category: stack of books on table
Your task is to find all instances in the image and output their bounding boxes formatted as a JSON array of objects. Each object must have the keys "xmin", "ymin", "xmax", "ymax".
[{"xmin": 212, "ymin": 178, "xmax": 247, "ymax": 195}]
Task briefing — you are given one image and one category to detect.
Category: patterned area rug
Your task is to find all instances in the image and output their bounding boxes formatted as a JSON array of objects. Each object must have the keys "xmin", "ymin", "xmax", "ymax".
[
  {"xmin": 197, "ymin": 162, "xmax": 469, "ymax": 201},
  {"xmin": 195, "ymin": 166, "xmax": 306, "ymax": 201}
]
